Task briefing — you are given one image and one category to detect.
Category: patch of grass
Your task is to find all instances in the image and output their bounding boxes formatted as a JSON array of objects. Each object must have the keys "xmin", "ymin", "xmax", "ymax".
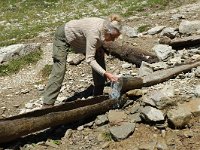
[
  {"xmin": 40, "ymin": 64, "xmax": 52, "ymax": 79},
  {"xmin": 0, "ymin": 50, "xmax": 42, "ymax": 76},
  {"xmin": 138, "ymin": 24, "xmax": 151, "ymax": 33},
  {"xmin": 0, "ymin": 0, "xmax": 197, "ymax": 47},
  {"xmin": 102, "ymin": 132, "xmax": 112, "ymax": 141}
]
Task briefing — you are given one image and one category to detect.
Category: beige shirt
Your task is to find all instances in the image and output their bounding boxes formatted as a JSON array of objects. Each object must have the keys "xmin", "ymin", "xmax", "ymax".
[{"xmin": 64, "ymin": 17, "xmax": 106, "ymax": 76}]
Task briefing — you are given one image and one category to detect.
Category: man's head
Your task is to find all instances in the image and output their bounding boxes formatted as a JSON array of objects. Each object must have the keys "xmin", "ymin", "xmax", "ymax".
[{"xmin": 103, "ymin": 14, "xmax": 122, "ymax": 42}]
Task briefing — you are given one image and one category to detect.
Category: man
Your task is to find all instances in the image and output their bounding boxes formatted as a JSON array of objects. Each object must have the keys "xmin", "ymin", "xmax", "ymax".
[{"xmin": 43, "ymin": 14, "xmax": 122, "ymax": 107}]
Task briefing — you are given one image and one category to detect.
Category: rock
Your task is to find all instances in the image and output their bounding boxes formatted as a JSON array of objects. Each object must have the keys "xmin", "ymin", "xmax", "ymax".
[
  {"xmin": 122, "ymin": 25, "xmax": 138, "ymax": 38},
  {"xmin": 21, "ymin": 89, "xmax": 30, "ymax": 94},
  {"xmin": 109, "ymin": 122, "xmax": 135, "ymax": 141},
  {"xmin": 138, "ymin": 61, "xmax": 153, "ymax": 77},
  {"xmin": 141, "ymin": 106, "xmax": 165, "ymax": 122},
  {"xmin": 0, "ymin": 43, "xmax": 40, "ymax": 64},
  {"xmin": 126, "ymin": 89, "xmax": 147, "ymax": 97},
  {"xmin": 150, "ymin": 62, "xmax": 168, "ymax": 71},
  {"xmin": 142, "ymin": 86, "xmax": 176, "ymax": 109},
  {"xmin": 122, "ymin": 63, "xmax": 132, "ymax": 69},
  {"xmin": 179, "ymin": 20, "xmax": 200, "ymax": 34},
  {"xmin": 167, "ymin": 106, "xmax": 192, "ymax": 128},
  {"xmin": 152, "ymin": 44, "xmax": 174, "ymax": 61},
  {"xmin": 160, "ymin": 27, "xmax": 178, "ymax": 39},
  {"xmin": 25, "ymin": 103, "xmax": 33, "ymax": 109},
  {"xmin": 108, "ymin": 110, "xmax": 127, "ymax": 125},
  {"xmin": 129, "ymin": 113, "xmax": 142, "ymax": 123},
  {"xmin": 147, "ymin": 26, "xmax": 165, "ymax": 35},
  {"xmin": 64, "ymin": 129, "xmax": 73, "ymax": 139},
  {"xmin": 194, "ymin": 85, "xmax": 200, "ymax": 97},
  {"xmin": 130, "ymin": 103, "xmax": 141, "ymax": 114},
  {"xmin": 171, "ymin": 14, "xmax": 185, "ymax": 20},
  {"xmin": 168, "ymin": 56, "xmax": 182, "ymax": 65},
  {"xmin": 36, "ymin": 84, "xmax": 45, "ymax": 91},
  {"xmin": 77, "ymin": 125, "xmax": 84, "ymax": 131},
  {"xmin": 67, "ymin": 53, "xmax": 85, "ymax": 65},
  {"xmin": 195, "ymin": 67, "xmax": 200, "ymax": 77},
  {"xmin": 95, "ymin": 114, "xmax": 108, "ymax": 126},
  {"xmin": 182, "ymin": 99, "xmax": 200, "ymax": 117}
]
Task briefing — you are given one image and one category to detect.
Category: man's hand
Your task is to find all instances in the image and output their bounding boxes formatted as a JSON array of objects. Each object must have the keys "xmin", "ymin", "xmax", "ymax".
[{"xmin": 104, "ymin": 72, "xmax": 118, "ymax": 82}]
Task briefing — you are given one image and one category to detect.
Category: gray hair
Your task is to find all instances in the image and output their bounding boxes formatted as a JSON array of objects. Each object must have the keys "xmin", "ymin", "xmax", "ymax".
[{"xmin": 103, "ymin": 20, "xmax": 122, "ymax": 34}]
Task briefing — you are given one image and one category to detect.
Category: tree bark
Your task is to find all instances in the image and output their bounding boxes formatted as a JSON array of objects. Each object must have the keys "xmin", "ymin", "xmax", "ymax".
[
  {"xmin": 103, "ymin": 41, "xmax": 159, "ymax": 67},
  {"xmin": 0, "ymin": 96, "xmax": 123, "ymax": 144},
  {"xmin": 120, "ymin": 60, "xmax": 200, "ymax": 92},
  {"xmin": 159, "ymin": 35, "xmax": 200, "ymax": 49}
]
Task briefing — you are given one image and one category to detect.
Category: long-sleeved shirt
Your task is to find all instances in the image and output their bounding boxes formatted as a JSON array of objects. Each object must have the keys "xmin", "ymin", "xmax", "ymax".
[{"xmin": 64, "ymin": 17, "xmax": 106, "ymax": 76}]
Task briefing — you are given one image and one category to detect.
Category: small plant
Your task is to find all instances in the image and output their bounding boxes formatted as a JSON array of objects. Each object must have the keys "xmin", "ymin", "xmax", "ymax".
[
  {"xmin": 102, "ymin": 132, "xmax": 112, "ymax": 141},
  {"xmin": 0, "ymin": 50, "xmax": 42, "ymax": 76},
  {"xmin": 41, "ymin": 64, "xmax": 52, "ymax": 79},
  {"xmin": 138, "ymin": 24, "xmax": 151, "ymax": 33}
]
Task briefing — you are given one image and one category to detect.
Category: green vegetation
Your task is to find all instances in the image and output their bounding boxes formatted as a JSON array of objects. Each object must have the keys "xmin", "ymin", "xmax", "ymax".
[
  {"xmin": 102, "ymin": 132, "xmax": 112, "ymax": 141},
  {"xmin": 40, "ymin": 64, "xmax": 52, "ymax": 79},
  {"xmin": 0, "ymin": 0, "xmax": 190, "ymax": 47},
  {"xmin": 138, "ymin": 24, "xmax": 151, "ymax": 33},
  {"xmin": 0, "ymin": 50, "xmax": 42, "ymax": 76}
]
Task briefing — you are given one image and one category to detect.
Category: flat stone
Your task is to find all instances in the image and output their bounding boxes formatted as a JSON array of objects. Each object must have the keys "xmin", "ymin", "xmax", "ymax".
[
  {"xmin": 179, "ymin": 20, "xmax": 200, "ymax": 34},
  {"xmin": 141, "ymin": 106, "xmax": 165, "ymax": 122},
  {"xmin": 129, "ymin": 113, "xmax": 142, "ymax": 123},
  {"xmin": 139, "ymin": 61, "xmax": 153, "ymax": 77},
  {"xmin": 152, "ymin": 44, "xmax": 174, "ymax": 61},
  {"xmin": 95, "ymin": 114, "xmax": 108, "ymax": 126},
  {"xmin": 122, "ymin": 25, "xmax": 138, "ymax": 38},
  {"xmin": 147, "ymin": 26, "xmax": 165, "ymax": 35},
  {"xmin": 167, "ymin": 105, "xmax": 192, "ymax": 128},
  {"xmin": 160, "ymin": 27, "xmax": 178, "ymax": 38},
  {"xmin": 150, "ymin": 62, "xmax": 168, "ymax": 71},
  {"xmin": 109, "ymin": 122, "xmax": 135, "ymax": 141}
]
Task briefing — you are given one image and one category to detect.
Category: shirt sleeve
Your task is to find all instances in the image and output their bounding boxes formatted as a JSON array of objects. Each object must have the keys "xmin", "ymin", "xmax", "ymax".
[{"xmin": 85, "ymin": 31, "xmax": 106, "ymax": 76}]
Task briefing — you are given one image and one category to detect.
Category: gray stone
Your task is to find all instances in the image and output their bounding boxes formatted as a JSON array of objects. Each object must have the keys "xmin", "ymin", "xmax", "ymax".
[
  {"xmin": 139, "ymin": 61, "xmax": 153, "ymax": 77},
  {"xmin": 150, "ymin": 62, "xmax": 168, "ymax": 71},
  {"xmin": 126, "ymin": 89, "xmax": 147, "ymax": 97},
  {"xmin": 122, "ymin": 25, "xmax": 138, "ymax": 38},
  {"xmin": 109, "ymin": 122, "xmax": 135, "ymax": 141},
  {"xmin": 64, "ymin": 129, "xmax": 73, "ymax": 139},
  {"xmin": 67, "ymin": 53, "xmax": 85, "ymax": 65},
  {"xmin": 183, "ymin": 99, "xmax": 200, "ymax": 117},
  {"xmin": 122, "ymin": 63, "xmax": 132, "ymax": 69},
  {"xmin": 152, "ymin": 44, "xmax": 174, "ymax": 61},
  {"xmin": 0, "ymin": 43, "xmax": 40, "ymax": 64},
  {"xmin": 167, "ymin": 106, "xmax": 192, "ymax": 128},
  {"xmin": 129, "ymin": 113, "xmax": 142, "ymax": 123},
  {"xmin": 168, "ymin": 56, "xmax": 182, "ymax": 65},
  {"xmin": 25, "ymin": 103, "xmax": 33, "ymax": 109},
  {"xmin": 143, "ymin": 86, "xmax": 175, "ymax": 109},
  {"xmin": 179, "ymin": 20, "xmax": 200, "ymax": 34},
  {"xmin": 171, "ymin": 14, "xmax": 185, "ymax": 20},
  {"xmin": 147, "ymin": 26, "xmax": 165, "ymax": 35},
  {"xmin": 194, "ymin": 85, "xmax": 200, "ymax": 97},
  {"xmin": 130, "ymin": 103, "xmax": 141, "ymax": 114},
  {"xmin": 160, "ymin": 27, "xmax": 178, "ymax": 38},
  {"xmin": 141, "ymin": 106, "xmax": 165, "ymax": 122},
  {"xmin": 195, "ymin": 67, "xmax": 200, "ymax": 77},
  {"xmin": 95, "ymin": 114, "xmax": 108, "ymax": 126}
]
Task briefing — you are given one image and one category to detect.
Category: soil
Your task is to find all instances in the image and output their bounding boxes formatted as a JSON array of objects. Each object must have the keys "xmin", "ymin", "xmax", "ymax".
[{"xmin": 1, "ymin": 1, "xmax": 200, "ymax": 150}]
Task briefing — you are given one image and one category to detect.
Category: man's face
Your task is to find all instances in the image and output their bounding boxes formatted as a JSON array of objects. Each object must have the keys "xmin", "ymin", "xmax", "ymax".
[{"xmin": 104, "ymin": 29, "xmax": 120, "ymax": 42}]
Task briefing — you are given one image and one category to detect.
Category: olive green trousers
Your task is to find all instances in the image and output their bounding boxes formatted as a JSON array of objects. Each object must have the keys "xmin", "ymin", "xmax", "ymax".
[{"xmin": 43, "ymin": 25, "xmax": 106, "ymax": 105}]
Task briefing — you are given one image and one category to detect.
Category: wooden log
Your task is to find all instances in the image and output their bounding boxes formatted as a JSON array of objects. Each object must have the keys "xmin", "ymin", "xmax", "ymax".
[
  {"xmin": 120, "ymin": 60, "xmax": 200, "ymax": 92},
  {"xmin": 0, "ymin": 96, "xmax": 123, "ymax": 144},
  {"xmin": 103, "ymin": 41, "xmax": 159, "ymax": 66},
  {"xmin": 159, "ymin": 35, "xmax": 200, "ymax": 49}
]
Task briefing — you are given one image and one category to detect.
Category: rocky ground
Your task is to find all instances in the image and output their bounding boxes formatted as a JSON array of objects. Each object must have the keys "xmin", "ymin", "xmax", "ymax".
[{"xmin": 1, "ymin": 1, "xmax": 200, "ymax": 150}]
